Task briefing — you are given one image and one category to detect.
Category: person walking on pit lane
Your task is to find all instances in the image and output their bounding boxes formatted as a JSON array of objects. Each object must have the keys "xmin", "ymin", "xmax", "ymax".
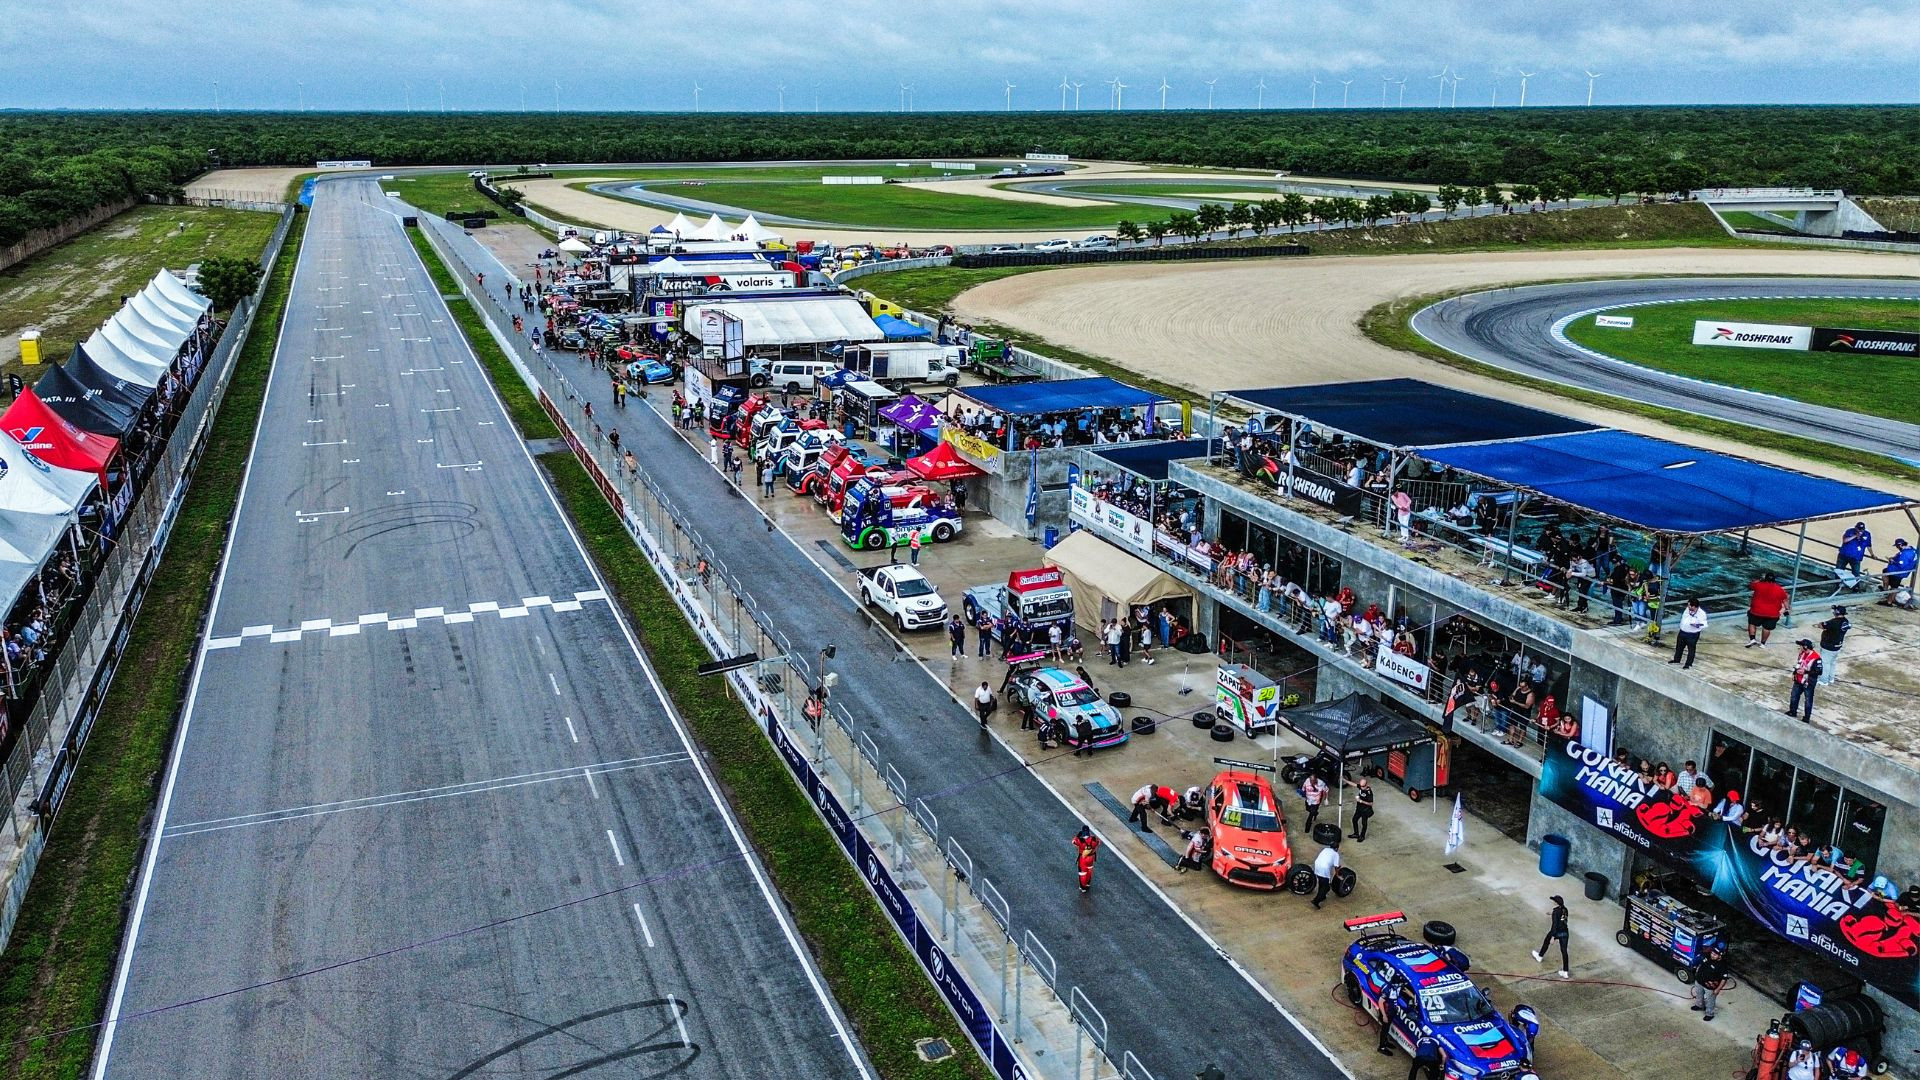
[
  {"xmin": 1689, "ymin": 943, "xmax": 1729, "ymax": 1021},
  {"xmin": 1745, "ymin": 571, "xmax": 1788, "ymax": 647},
  {"xmin": 1786, "ymin": 640, "xmax": 1822, "ymax": 721},
  {"xmin": 1310, "ymin": 840, "xmax": 1341, "ymax": 909},
  {"xmin": 1347, "ymin": 775, "xmax": 1376, "ymax": 842},
  {"xmin": 1531, "ymin": 894, "xmax": 1572, "ymax": 978},
  {"xmin": 973, "ymin": 682, "xmax": 995, "ymax": 727},
  {"xmin": 1818, "ymin": 606, "xmax": 1850, "ymax": 686},
  {"xmin": 948, "ymin": 616, "xmax": 966, "ymax": 660},
  {"xmin": 1073, "ymin": 827, "xmax": 1101, "ymax": 893},
  {"xmin": 1301, "ymin": 772, "xmax": 1329, "ymax": 832},
  {"xmin": 1671, "ymin": 598, "xmax": 1708, "ymax": 669}
]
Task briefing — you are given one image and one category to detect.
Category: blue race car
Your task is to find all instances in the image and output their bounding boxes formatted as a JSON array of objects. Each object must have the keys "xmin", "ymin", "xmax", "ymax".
[
  {"xmin": 1343, "ymin": 932, "xmax": 1542, "ymax": 1080},
  {"xmin": 626, "ymin": 358, "xmax": 677, "ymax": 385}
]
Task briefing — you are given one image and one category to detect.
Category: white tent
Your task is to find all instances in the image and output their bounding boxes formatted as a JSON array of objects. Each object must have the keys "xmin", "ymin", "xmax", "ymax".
[
  {"xmin": 691, "ymin": 214, "xmax": 732, "ymax": 241},
  {"xmin": 95, "ymin": 323, "xmax": 171, "ymax": 383},
  {"xmin": 1042, "ymin": 530, "xmax": 1195, "ymax": 636},
  {"xmin": 648, "ymin": 257, "xmax": 775, "ymax": 276},
  {"xmin": 149, "ymin": 270, "xmax": 212, "ymax": 317},
  {"xmin": 664, "ymin": 213, "xmax": 698, "ymax": 238},
  {"xmin": 736, "ymin": 215, "xmax": 782, "ymax": 243},
  {"xmin": 129, "ymin": 289, "xmax": 195, "ymax": 338},
  {"xmin": 0, "ymin": 437, "xmax": 96, "ymax": 516},
  {"xmin": 81, "ymin": 329, "xmax": 164, "ymax": 387},
  {"xmin": 108, "ymin": 306, "xmax": 180, "ymax": 360},
  {"xmin": 138, "ymin": 278, "xmax": 203, "ymax": 328},
  {"xmin": 682, "ymin": 295, "xmax": 882, "ymax": 347},
  {"xmin": 557, "ymin": 237, "xmax": 592, "ymax": 254}
]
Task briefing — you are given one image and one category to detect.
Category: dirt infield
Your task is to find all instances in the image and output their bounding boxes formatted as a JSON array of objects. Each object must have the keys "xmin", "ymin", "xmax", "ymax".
[
  {"xmin": 950, "ymin": 245, "xmax": 1920, "ymax": 499},
  {"xmin": 185, "ymin": 168, "xmax": 317, "ymax": 202}
]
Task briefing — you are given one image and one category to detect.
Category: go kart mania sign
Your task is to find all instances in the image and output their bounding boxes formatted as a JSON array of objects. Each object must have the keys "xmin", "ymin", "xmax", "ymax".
[{"xmin": 1541, "ymin": 737, "xmax": 1920, "ymax": 1007}]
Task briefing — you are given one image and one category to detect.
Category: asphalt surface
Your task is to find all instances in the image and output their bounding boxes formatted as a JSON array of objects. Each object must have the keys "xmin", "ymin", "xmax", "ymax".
[
  {"xmin": 428, "ymin": 212, "xmax": 1352, "ymax": 1080},
  {"xmin": 1411, "ymin": 276, "xmax": 1920, "ymax": 464},
  {"xmin": 93, "ymin": 181, "xmax": 865, "ymax": 1080}
]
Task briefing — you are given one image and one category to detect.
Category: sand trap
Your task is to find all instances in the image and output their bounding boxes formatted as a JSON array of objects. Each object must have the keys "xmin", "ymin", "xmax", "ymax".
[
  {"xmin": 951, "ymin": 246, "xmax": 1920, "ymax": 507},
  {"xmin": 185, "ymin": 168, "xmax": 316, "ymax": 202}
]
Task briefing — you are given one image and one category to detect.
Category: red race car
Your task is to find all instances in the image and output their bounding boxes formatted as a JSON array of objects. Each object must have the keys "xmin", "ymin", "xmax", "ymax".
[{"xmin": 1206, "ymin": 766, "xmax": 1292, "ymax": 890}]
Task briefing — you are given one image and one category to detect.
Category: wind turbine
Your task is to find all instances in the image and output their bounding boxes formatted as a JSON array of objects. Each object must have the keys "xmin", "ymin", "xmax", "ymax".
[
  {"xmin": 1003, "ymin": 79, "xmax": 1017, "ymax": 112},
  {"xmin": 778, "ymin": 84, "xmax": 786, "ymax": 112},
  {"xmin": 519, "ymin": 82, "xmax": 527, "ymax": 112},
  {"xmin": 1517, "ymin": 71, "xmax": 1535, "ymax": 107},
  {"xmin": 1449, "ymin": 72, "xmax": 1462, "ymax": 108},
  {"xmin": 437, "ymin": 78, "xmax": 446, "ymax": 113},
  {"xmin": 1157, "ymin": 76, "xmax": 1171, "ymax": 110},
  {"xmin": 1381, "ymin": 75, "xmax": 1391, "ymax": 107},
  {"xmin": 1430, "ymin": 66, "xmax": 1448, "ymax": 107},
  {"xmin": 1309, "ymin": 75, "xmax": 1321, "ymax": 109},
  {"xmin": 1339, "ymin": 77, "xmax": 1353, "ymax": 108},
  {"xmin": 1204, "ymin": 77, "xmax": 1217, "ymax": 109},
  {"xmin": 1396, "ymin": 76, "xmax": 1408, "ymax": 108},
  {"xmin": 1112, "ymin": 78, "xmax": 1127, "ymax": 110},
  {"xmin": 1255, "ymin": 77, "xmax": 1266, "ymax": 109},
  {"xmin": 404, "ymin": 81, "xmax": 412, "ymax": 113},
  {"xmin": 899, "ymin": 83, "xmax": 908, "ymax": 112},
  {"xmin": 553, "ymin": 80, "xmax": 561, "ymax": 111},
  {"xmin": 1072, "ymin": 81, "xmax": 1084, "ymax": 110},
  {"xmin": 692, "ymin": 82, "xmax": 701, "ymax": 112},
  {"xmin": 1059, "ymin": 75, "xmax": 1071, "ymax": 111},
  {"xmin": 212, "ymin": 80, "xmax": 220, "ymax": 113},
  {"xmin": 297, "ymin": 81, "xmax": 305, "ymax": 111},
  {"xmin": 1489, "ymin": 73, "xmax": 1498, "ymax": 108},
  {"xmin": 1584, "ymin": 70, "xmax": 1601, "ymax": 106}
]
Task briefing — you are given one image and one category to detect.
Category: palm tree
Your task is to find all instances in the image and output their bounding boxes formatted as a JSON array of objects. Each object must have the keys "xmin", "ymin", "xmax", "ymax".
[
  {"xmin": 1436, "ymin": 184, "xmax": 1462, "ymax": 217},
  {"xmin": 1225, "ymin": 201, "xmax": 1255, "ymax": 236},
  {"xmin": 1116, "ymin": 220, "xmax": 1143, "ymax": 245},
  {"xmin": 1146, "ymin": 220, "xmax": 1172, "ymax": 246},
  {"xmin": 1195, "ymin": 202, "xmax": 1228, "ymax": 237},
  {"xmin": 1280, "ymin": 192, "xmax": 1310, "ymax": 232}
]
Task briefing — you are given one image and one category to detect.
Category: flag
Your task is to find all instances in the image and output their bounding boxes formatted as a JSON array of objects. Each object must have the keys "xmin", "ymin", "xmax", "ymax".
[
  {"xmin": 1025, "ymin": 452, "xmax": 1039, "ymax": 525},
  {"xmin": 1445, "ymin": 792, "xmax": 1465, "ymax": 855},
  {"xmin": 1441, "ymin": 678, "xmax": 1463, "ymax": 735}
]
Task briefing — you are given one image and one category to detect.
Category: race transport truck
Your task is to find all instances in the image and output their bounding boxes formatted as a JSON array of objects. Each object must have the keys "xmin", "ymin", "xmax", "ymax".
[
  {"xmin": 840, "ymin": 477, "xmax": 963, "ymax": 550},
  {"xmin": 962, "ymin": 567, "xmax": 1076, "ymax": 642},
  {"xmin": 843, "ymin": 342, "xmax": 967, "ymax": 388}
]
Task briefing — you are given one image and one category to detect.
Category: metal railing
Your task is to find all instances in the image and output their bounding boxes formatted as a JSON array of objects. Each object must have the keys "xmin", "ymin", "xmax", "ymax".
[{"xmin": 0, "ymin": 206, "xmax": 299, "ymax": 950}]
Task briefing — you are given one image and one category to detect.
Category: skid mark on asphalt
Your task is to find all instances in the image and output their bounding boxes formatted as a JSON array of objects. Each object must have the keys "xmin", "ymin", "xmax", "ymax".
[
  {"xmin": 162, "ymin": 751, "xmax": 691, "ymax": 837},
  {"xmin": 203, "ymin": 590, "xmax": 609, "ymax": 649}
]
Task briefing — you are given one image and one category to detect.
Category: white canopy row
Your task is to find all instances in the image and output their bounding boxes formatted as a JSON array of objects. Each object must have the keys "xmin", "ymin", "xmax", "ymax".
[
  {"xmin": 81, "ymin": 270, "xmax": 210, "ymax": 388},
  {"xmin": 681, "ymin": 294, "xmax": 881, "ymax": 347},
  {"xmin": 655, "ymin": 212, "xmax": 781, "ymax": 244}
]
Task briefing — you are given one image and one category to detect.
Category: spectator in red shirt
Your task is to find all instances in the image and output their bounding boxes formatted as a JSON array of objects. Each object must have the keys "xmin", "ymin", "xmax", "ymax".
[{"xmin": 1745, "ymin": 572, "xmax": 1789, "ymax": 648}]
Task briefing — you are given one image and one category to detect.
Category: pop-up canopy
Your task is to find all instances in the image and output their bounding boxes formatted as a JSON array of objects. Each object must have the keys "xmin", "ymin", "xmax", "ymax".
[
  {"xmin": 1280, "ymin": 692, "xmax": 1433, "ymax": 758},
  {"xmin": 128, "ymin": 289, "xmax": 195, "ymax": 338},
  {"xmin": 34, "ymin": 363, "xmax": 137, "ymax": 437},
  {"xmin": 0, "ymin": 389, "xmax": 119, "ymax": 488},
  {"xmin": 0, "ymin": 437, "xmax": 96, "ymax": 516},
  {"xmin": 691, "ymin": 214, "xmax": 731, "ymax": 241},
  {"xmin": 557, "ymin": 237, "xmax": 592, "ymax": 254},
  {"xmin": 664, "ymin": 212, "xmax": 698, "ymax": 237},
  {"xmin": 148, "ymin": 269, "xmax": 212, "ymax": 318},
  {"xmin": 905, "ymin": 440, "xmax": 985, "ymax": 481},
  {"xmin": 90, "ymin": 324, "xmax": 169, "ymax": 385},
  {"xmin": 735, "ymin": 214, "xmax": 781, "ymax": 243},
  {"xmin": 879, "ymin": 394, "xmax": 944, "ymax": 434},
  {"xmin": 65, "ymin": 346, "xmax": 154, "ymax": 416}
]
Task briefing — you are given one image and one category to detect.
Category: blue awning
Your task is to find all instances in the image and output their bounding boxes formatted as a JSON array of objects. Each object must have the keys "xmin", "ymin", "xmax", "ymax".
[
  {"xmin": 1093, "ymin": 440, "xmax": 1209, "ymax": 482},
  {"xmin": 874, "ymin": 314, "xmax": 931, "ymax": 341},
  {"xmin": 1228, "ymin": 378, "xmax": 1597, "ymax": 449},
  {"xmin": 1420, "ymin": 430, "xmax": 1910, "ymax": 534},
  {"xmin": 963, "ymin": 376, "xmax": 1163, "ymax": 415}
]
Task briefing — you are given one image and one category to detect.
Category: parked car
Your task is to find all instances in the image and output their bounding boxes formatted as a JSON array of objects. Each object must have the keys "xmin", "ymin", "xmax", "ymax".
[
  {"xmin": 1076, "ymin": 234, "xmax": 1113, "ymax": 249},
  {"xmin": 1009, "ymin": 668, "xmax": 1127, "ymax": 749},
  {"xmin": 628, "ymin": 358, "xmax": 677, "ymax": 384},
  {"xmin": 1033, "ymin": 238, "xmax": 1073, "ymax": 253},
  {"xmin": 1343, "ymin": 931, "xmax": 1542, "ymax": 1080},
  {"xmin": 1205, "ymin": 767, "xmax": 1292, "ymax": 890},
  {"xmin": 857, "ymin": 565, "xmax": 949, "ymax": 631},
  {"xmin": 984, "ymin": 244, "xmax": 1024, "ymax": 255}
]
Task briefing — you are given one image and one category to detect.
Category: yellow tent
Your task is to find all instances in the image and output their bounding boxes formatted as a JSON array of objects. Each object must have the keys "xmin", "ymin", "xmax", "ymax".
[{"xmin": 1042, "ymin": 529, "xmax": 1194, "ymax": 636}]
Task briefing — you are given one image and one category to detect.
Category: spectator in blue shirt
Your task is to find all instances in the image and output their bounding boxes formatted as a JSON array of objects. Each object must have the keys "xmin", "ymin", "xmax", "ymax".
[
  {"xmin": 1837, "ymin": 522, "xmax": 1873, "ymax": 575},
  {"xmin": 1882, "ymin": 538, "xmax": 1916, "ymax": 604}
]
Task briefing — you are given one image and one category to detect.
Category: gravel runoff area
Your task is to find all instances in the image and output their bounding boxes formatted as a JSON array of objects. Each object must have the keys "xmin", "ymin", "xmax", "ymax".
[{"xmin": 949, "ymin": 245, "xmax": 1920, "ymax": 550}]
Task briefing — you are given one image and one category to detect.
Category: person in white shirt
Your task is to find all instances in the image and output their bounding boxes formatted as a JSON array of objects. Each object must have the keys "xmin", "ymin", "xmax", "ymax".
[
  {"xmin": 972, "ymin": 682, "xmax": 995, "ymax": 727},
  {"xmin": 1671, "ymin": 599, "xmax": 1709, "ymax": 669},
  {"xmin": 1301, "ymin": 774, "xmax": 1329, "ymax": 831},
  {"xmin": 1311, "ymin": 843, "xmax": 1342, "ymax": 909},
  {"xmin": 1676, "ymin": 760, "xmax": 1701, "ymax": 798},
  {"xmin": 1713, "ymin": 790, "xmax": 1746, "ymax": 825}
]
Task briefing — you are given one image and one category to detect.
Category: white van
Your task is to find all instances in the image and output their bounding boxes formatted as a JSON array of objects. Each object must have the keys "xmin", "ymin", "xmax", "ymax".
[{"xmin": 762, "ymin": 359, "xmax": 841, "ymax": 394}]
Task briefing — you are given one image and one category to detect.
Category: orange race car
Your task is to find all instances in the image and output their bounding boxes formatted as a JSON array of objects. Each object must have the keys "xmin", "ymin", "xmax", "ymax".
[{"xmin": 1206, "ymin": 765, "xmax": 1293, "ymax": 890}]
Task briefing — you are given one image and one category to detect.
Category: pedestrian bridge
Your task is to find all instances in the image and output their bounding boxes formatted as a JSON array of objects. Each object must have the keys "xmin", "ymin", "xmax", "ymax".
[{"xmin": 1693, "ymin": 188, "xmax": 1885, "ymax": 236}]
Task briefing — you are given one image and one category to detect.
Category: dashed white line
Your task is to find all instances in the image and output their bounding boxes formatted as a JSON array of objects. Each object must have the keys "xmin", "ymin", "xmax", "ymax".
[
  {"xmin": 564, "ymin": 716, "xmax": 579, "ymax": 743},
  {"xmin": 606, "ymin": 830, "xmax": 625, "ymax": 866},
  {"xmin": 669, "ymin": 995, "xmax": 690, "ymax": 1047},
  {"xmin": 549, "ymin": 672, "xmax": 562, "ymax": 696},
  {"xmin": 632, "ymin": 903, "xmax": 655, "ymax": 947},
  {"xmin": 584, "ymin": 767, "xmax": 598, "ymax": 798}
]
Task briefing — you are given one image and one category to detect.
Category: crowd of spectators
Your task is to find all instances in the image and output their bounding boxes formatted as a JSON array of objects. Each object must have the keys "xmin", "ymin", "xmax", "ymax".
[{"xmin": 952, "ymin": 404, "xmax": 1177, "ymax": 451}]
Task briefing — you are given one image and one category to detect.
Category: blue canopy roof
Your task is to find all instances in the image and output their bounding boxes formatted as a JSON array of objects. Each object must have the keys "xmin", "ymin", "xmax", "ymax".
[
  {"xmin": 1093, "ymin": 440, "xmax": 1209, "ymax": 482},
  {"xmin": 964, "ymin": 376, "xmax": 1162, "ymax": 415},
  {"xmin": 1229, "ymin": 378, "xmax": 1597, "ymax": 449},
  {"xmin": 1421, "ymin": 430, "xmax": 1910, "ymax": 534},
  {"xmin": 874, "ymin": 314, "xmax": 931, "ymax": 341}
]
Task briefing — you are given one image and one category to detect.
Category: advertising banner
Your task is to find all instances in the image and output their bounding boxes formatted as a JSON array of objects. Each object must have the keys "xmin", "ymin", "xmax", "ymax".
[
  {"xmin": 1068, "ymin": 485, "xmax": 1153, "ymax": 556},
  {"xmin": 1374, "ymin": 645, "xmax": 1431, "ymax": 693},
  {"xmin": 1280, "ymin": 464, "xmax": 1364, "ymax": 515},
  {"xmin": 1691, "ymin": 320, "xmax": 1812, "ymax": 351},
  {"xmin": 1594, "ymin": 315, "xmax": 1635, "ymax": 329},
  {"xmin": 1539, "ymin": 737, "xmax": 1920, "ymax": 1006},
  {"xmin": 943, "ymin": 428, "xmax": 1002, "ymax": 474},
  {"xmin": 1811, "ymin": 326, "xmax": 1920, "ymax": 357}
]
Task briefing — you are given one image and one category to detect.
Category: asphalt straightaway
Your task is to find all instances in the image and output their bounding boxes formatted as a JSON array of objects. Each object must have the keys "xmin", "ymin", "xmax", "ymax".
[
  {"xmin": 93, "ymin": 181, "xmax": 867, "ymax": 1080},
  {"xmin": 426, "ymin": 211, "xmax": 1354, "ymax": 1080},
  {"xmin": 1411, "ymin": 276, "xmax": 1920, "ymax": 464}
]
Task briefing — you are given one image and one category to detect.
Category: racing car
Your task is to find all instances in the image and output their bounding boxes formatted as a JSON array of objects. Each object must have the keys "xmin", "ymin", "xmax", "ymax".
[
  {"xmin": 1205, "ymin": 765, "xmax": 1292, "ymax": 890},
  {"xmin": 1343, "ymin": 929, "xmax": 1542, "ymax": 1080},
  {"xmin": 624, "ymin": 356, "xmax": 678, "ymax": 384},
  {"xmin": 1007, "ymin": 668, "xmax": 1127, "ymax": 750}
]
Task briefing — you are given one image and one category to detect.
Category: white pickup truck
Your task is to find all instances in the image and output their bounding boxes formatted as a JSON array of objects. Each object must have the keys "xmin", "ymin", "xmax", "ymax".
[{"xmin": 857, "ymin": 565, "xmax": 950, "ymax": 631}]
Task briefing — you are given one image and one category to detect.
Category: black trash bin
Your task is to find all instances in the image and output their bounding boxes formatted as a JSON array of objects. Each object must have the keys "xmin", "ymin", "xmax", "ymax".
[{"xmin": 1583, "ymin": 871, "xmax": 1609, "ymax": 901}]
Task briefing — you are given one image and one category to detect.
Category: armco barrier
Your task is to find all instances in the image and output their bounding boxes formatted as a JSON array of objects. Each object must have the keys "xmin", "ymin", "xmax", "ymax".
[
  {"xmin": 954, "ymin": 243, "xmax": 1307, "ymax": 269},
  {"xmin": 0, "ymin": 205, "xmax": 298, "ymax": 951}
]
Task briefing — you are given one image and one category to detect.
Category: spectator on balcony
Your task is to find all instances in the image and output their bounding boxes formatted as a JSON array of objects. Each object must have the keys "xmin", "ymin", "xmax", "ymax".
[
  {"xmin": 1746, "ymin": 572, "xmax": 1789, "ymax": 647},
  {"xmin": 1882, "ymin": 539, "xmax": 1916, "ymax": 604},
  {"xmin": 1836, "ymin": 522, "xmax": 1874, "ymax": 575}
]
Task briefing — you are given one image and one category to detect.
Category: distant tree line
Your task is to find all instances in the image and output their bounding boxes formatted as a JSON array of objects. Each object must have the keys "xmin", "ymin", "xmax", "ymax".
[{"xmin": 1, "ymin": 106, "xmax": 1914, "ymax": 248}]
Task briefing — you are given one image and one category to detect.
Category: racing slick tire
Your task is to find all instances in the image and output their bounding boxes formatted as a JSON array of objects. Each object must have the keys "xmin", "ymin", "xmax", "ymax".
[
  {"xmin": 1332, "ymin": 867, "xmax": 1357, "ymax": 897},
  {"xmin": 1344, "ymin": 969, "xmax": 1363, "ymax": 1004},
  {"xmin": 1130, "ymin": 716, "xmax": 1156, "ymax": 734},
  {"xmin": 1287, "ymin": 864, "xmax": 1316, "ymax": 895},
  {"xmin": 1107, "ymin": 692, "xmax": 1132, "ymax": 708},
  {"xmin": 1422, "ymin": 920, "xmax": 1457, "ymax": 947},
  {"xmin": 1192, "ymin": 711, "xmax": 1216, "ymax": 729},
  {"xmin": 1616, "ymin": 931, "xmax": 1634, "ymax": 948},
  {"xmin": 932, "ymin": 522, "xmax": 955, "ymax": 542},
  {"xmin": 1210, "ymin": 723, "xmax": 1234, "ymax": 742}
]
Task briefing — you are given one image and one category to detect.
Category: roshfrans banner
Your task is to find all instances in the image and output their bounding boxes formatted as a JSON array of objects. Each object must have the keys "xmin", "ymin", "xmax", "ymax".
[
  {"xmin": 1812, "ymin": 326, "xmax": 1920, "ymax": 357},
  {"xmin": 1539, "ymin": 737, "xmax": 1920, "ymax": 1007},
  {"xmin": 1692, "ymin": 320, "xmax": 1812, "ymax": 351}
]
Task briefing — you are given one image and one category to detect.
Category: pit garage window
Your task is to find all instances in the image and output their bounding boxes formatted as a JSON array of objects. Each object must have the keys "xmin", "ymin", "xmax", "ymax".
[{"xmin": 1711, "ymin": 730, "xmax": 1887, "ymax": 875}]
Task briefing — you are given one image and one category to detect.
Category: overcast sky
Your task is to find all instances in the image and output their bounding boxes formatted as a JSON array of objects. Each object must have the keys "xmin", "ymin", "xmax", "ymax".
[{"xmin": 4, "ymin": 0, "xmax": 1916, "ymax": 112}]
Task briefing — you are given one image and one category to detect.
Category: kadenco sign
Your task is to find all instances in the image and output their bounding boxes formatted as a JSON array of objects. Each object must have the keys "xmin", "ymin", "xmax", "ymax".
[{"xmin": 1692, "ymin": 320, "xmax": 1812, "ymax": 351}]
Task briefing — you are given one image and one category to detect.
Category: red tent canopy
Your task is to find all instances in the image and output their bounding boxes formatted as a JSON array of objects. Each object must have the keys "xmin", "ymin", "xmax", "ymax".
[
  {"xmin": 905, "ymin": 440, "xmax": 986, "ymax": 482},
  {"xmin": 1, "ymin": 389, "xmax": 118, "ymax": 489}
]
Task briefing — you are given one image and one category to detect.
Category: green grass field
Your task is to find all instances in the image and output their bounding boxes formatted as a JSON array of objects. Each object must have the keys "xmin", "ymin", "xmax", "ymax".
[
  {"xmin": 1717, "ymin": 210, "xmax": 1798, "ymax": 234},
  {"xmin": 1564, "ymin": 297, "xmax": 1920, "ymax": 423},
  {"xmin": 549, "ymin": 161, "xmax": 1024, "ymax": 183},
  {"xmin": 617, "ymin": 179, "xmax": 1125, "ymax": 231},
  {"xmin": 0, "ymin": 205, "xmax": 279, "ymax": 386}
]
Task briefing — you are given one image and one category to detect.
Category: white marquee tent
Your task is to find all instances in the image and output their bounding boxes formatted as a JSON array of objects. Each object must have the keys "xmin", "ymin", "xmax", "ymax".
[{"xmin": 681, "ymin": 295, "xmax": 882, "ymax": 347}]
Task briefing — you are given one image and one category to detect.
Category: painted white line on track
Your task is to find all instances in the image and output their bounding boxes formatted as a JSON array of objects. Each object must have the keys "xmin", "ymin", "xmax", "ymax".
[
  {"xmin": 549, "ymin": 672, "xmax": 562, "ymax": 696},
  {"xmin": 632, "ymin": 902, "xmax": 655, "ymax": 947},
  {"xmin": 669, "ymin": 995, "xmax": 690, "ymax": 1047},
  {"xmin": 606, "ymin": 829, "xmax": 625, "ymax": 866},
  {"xmin": 565, "ymin": 716, "xmax": 579, "ymax": 743},
  {"xmin": 584, "ymin": 768, "xmax": 598, "ymax": 799}
]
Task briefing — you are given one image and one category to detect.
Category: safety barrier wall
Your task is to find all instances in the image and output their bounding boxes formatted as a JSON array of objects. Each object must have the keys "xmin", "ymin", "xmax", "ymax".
[
  {"xmin": 421, "ymin": 206, "xmax": 1157, "ymax": 1079},
  {"xmin": 0, "ymin": 199, "xmax": 139, "ymax": 274},
  {"xmin": 0, "ymin": 206, "xmax": 298, "ymax": 951}
]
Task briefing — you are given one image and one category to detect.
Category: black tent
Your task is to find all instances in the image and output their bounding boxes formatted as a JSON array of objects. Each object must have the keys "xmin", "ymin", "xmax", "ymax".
[
  {"xmin": 65, "ymin": 345, "xmax": 154, "ymax": 418},
  {"xmin": 1280, "ymin": 692, "xmax": 1432, "ymax": 758},
  {"xmin": 34, "ymin": 360, "xmax": 137, "ymax": 438}
]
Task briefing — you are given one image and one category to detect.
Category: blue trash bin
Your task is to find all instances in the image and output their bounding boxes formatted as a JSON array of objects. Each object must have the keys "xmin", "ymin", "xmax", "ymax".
[
  {"xmin": 1538, "ymin": 834, "xmax": 1571, "ymax": 877},
  {"xmin": 1043, "ymin": 526, "xmax": 1060, "ymax": 549}
]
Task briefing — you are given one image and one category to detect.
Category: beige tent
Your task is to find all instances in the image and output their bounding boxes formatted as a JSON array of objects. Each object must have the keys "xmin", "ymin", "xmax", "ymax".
[{"xmin": 1042, "ymin": 529, "xmax": 1194, "ymax": 636}]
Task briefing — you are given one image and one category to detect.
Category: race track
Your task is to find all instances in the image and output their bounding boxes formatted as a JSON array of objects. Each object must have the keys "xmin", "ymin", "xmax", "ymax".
[
  {"xmin": 94, "ymin": 181, "xmax": 864, "ymax": 1079},
  {"xmin": 1411, "ymin": 276, "xmax": 1920, "ymax": 463}
]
